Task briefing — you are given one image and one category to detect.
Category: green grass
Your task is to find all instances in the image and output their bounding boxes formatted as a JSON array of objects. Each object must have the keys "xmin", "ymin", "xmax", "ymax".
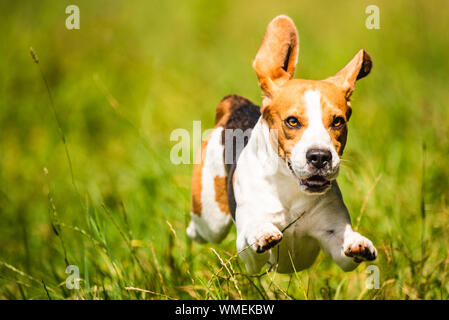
[{"xmin": 1, "ymin": 0, "xmax": 449, "ymax": 299}]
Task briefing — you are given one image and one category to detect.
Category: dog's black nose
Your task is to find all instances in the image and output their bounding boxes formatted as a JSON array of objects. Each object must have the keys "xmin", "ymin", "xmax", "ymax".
[{"xmin": 306, "ymin": 149, "xmax": 332, "ymax": 169}]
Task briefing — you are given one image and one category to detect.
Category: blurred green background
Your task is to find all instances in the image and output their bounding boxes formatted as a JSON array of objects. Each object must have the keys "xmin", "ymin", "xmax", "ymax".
[{"xmin": 0, "ymin": 0, "xmax": 448, "ymax": 299}]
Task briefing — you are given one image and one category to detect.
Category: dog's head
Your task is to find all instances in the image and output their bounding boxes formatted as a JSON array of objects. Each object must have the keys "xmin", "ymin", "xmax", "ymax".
[{"xmin": 253, "ymin": 15, "xmax": 372, "ymax": 194}]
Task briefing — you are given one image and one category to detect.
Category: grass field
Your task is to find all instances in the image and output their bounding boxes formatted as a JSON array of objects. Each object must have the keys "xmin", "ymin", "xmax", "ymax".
[{"xmin": 1, "ymin": 0, "xmax": 449, "ymax": 300}]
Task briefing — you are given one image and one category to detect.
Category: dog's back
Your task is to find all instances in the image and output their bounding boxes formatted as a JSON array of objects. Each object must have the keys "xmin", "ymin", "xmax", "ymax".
[{"xmin": 187, "ymin": 95, "xmax": 260, "ymax": 244}]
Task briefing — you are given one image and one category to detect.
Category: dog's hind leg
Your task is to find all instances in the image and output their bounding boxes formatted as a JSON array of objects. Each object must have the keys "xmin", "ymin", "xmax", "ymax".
[{"xmin": 187, "ymin": 126, "xmax": 233, "ymax": 244}]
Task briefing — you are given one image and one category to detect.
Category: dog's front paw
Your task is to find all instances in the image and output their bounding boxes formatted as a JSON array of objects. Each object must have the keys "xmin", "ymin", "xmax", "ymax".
[
  {"xmin": 344, "ymin": 233, "xmax": 377, "ymax": 262},
  {"xmin": 246, "ymin": 224, "xmax": 283, "ymax": 253}
]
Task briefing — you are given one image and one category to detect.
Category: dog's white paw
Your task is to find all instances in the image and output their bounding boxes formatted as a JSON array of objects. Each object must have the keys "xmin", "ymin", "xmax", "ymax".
[
  {"xmin": 246, "ymin": 224, "xmax": 283, "ymax": 253},
  {"xmin": 343, "ymin": 232, "xmax": 377, "ymax": 262}
]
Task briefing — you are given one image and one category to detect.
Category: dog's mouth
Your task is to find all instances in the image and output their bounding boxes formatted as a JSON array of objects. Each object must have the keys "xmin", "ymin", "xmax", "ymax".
[
  {"xmin": 299, "ymin": 175, "xmax": 331, "ymax": 193},
  {"xmin": 287, "ymin": 161, "xmax": 332, "ymax": 193}
]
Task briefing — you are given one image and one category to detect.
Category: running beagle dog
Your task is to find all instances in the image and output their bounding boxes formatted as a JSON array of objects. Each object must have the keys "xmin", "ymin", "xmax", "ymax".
[{"xmin": 187, "ymin": 15, "xmax": 377, "ymax": 274}]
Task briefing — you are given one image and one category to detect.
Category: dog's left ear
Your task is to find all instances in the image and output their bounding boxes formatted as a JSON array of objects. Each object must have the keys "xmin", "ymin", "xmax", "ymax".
[
  {"xmin": 253, "ymin": 15, "xmax": 299, "ymax": 100},
  {"xmin": 325, "ymin": 49, "xmax": 372, "ymax": 98}
]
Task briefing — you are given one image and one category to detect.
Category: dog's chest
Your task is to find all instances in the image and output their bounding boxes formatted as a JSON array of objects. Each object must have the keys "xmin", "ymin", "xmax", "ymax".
[
  {"xmin": 268, "ymin": 199, "xmax": 323, "ymax": 273},
  {"xmin": 269, "ymin": 219, "xmax": 321, "ymax": 273}
]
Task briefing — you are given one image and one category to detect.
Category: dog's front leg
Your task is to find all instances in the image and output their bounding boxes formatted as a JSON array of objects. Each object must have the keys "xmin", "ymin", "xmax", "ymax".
[
  {"xmin": 235, "ymin": 206, "xmax": 283, "ymax": 274},
  {"xmin": 313, "ymin": 222, "xmax": 377, "ymax": 272}
]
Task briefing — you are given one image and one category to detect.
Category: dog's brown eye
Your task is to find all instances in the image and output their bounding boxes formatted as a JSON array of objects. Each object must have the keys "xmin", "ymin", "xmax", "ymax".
[
  {"xmin": 285, "ymin": 116, "xmax": 301, "ymax": 128},
  {"xmin": 331, "ymin": 116, "xmax": 345, "ymax": 128}
]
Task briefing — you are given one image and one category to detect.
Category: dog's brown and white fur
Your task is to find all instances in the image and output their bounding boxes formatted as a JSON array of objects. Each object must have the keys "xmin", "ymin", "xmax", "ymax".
[{"xmin": 187, "ymin": 15, "xmax": 377, "ymax": 274}]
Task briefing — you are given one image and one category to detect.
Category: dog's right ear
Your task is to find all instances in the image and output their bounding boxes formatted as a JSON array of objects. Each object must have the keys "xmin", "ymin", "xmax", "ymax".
[{"xmin": 253, "ymin": 15, "xmax": 299, "ymax": 100}]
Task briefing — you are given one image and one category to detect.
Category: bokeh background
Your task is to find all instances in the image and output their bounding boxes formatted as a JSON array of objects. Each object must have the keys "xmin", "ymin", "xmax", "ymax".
[{"xmin": 0, "ymin": 0, "xmax": 448, "ymax": 299}]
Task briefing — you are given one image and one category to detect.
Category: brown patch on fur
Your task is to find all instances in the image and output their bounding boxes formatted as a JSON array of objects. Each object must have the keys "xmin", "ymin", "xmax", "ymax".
[
  {"xmin": 262, "ymin": 81, "xmax": 307, "ymax": 160},
  {"xmin": 320, "ymin": 90, "xmax": 351, "ymax": 156},
  {"xmin": 214, "ymin": 176, "xmax": 230, "ymax": 215},
  {"xmin": 191, "ymin": 138, "xmax": 209, "ymax": 216}
]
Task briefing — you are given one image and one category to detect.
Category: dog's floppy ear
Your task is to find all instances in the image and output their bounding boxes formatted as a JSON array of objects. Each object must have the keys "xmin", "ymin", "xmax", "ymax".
[
  {"xmin": 325, "ymin": 49, "xmax": 372, "ymax": 98},
  {"xmin": 253, "ymin": 15, "xmax": 299, "ymax": 99}
]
